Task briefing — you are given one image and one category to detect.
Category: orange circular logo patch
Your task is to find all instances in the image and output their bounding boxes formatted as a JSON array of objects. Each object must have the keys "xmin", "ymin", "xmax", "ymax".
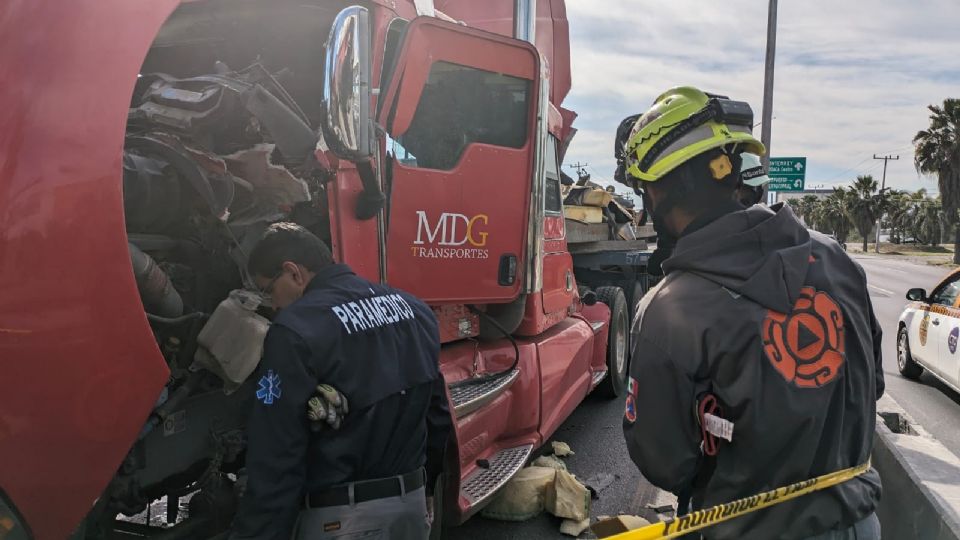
[{"xmin": 762, "ymin": 287, "xmax": 846, "ymax": 388}]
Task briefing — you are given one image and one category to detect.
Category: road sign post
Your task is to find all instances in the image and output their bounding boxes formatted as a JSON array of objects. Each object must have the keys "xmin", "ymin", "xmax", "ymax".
[{"xmin": 767, "ymin": 157, "xmax": 806, "ymax": 192}]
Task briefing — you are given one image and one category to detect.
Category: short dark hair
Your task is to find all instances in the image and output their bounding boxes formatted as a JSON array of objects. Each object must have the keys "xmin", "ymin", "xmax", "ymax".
[{"xmin": 248, "ymin": 222, "xmax": 334, "ymax": 277}]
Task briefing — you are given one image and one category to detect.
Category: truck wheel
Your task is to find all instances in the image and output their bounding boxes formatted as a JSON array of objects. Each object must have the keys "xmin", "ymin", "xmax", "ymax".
[
  {"xmin": 897, "ymin": 326, "xmax": 923, "ymax": 380},
  {"xmin": 596, "ymin": 286, "xmax": 629, "ymax": 398}
]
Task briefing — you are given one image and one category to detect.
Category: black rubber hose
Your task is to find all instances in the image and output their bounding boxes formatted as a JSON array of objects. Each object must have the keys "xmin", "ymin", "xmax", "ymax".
[
  {"xmin": 146, "ymin": 312, "xmax": 208, "ymax": 326},
  {"xmin": 450, "ymin": 306, "xmax": 521, "ymax": 388}
]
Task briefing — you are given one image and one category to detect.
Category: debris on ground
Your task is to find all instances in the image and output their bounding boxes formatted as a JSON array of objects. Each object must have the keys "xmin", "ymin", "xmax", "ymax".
[
  {"xmin": 552, "ymin": 440, "xmax": 575, "ymax": 457},
  {"xmin": 582, "ymin": 473, "xmax": 616, "ymax": 499},
  {"xmin": 480, "ymin": 466, "xmax": 556, "ymax": 522},
  {"xmin": 560, "ymin": 517, "xmax": 592, "ymax": 537},
  {"xmin": 591, "ymin": 514, "xmax": 653, "ymax": 538},
  {"xmin": 545, "ymin": 469, "xmax": 591, "ymax": 522},
  {"xmin": 482, "ymin": 441, "xmax": 605, "ymax": 536},
  {"xmin": 645, "ymin": 503, "xmax": 676, "ymax": 514},
  {"xmin": 532, "ymin": 454, "xmax": 568, "ymax": 471}
]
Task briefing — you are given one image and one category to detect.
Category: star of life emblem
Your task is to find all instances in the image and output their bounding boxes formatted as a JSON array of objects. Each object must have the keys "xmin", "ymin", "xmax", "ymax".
[{"xmin": 257, "ymin": 369, "xmax": 282, "ymax": 405}]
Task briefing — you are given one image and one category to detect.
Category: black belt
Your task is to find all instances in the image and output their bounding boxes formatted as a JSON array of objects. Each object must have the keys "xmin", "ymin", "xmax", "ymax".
[{"xmin": 306, "ymin": 469, "xmax": 425, "ymax": 508}]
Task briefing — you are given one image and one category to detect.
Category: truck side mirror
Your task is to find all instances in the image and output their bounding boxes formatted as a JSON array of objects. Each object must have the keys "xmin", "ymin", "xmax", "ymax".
[
  {"xmin": 322, "ymin": 6, "xmax": 373, "ymax": 160},
  {"xmin": 906, "ymin": 288, "xmax": 927, "ymax": 302}
]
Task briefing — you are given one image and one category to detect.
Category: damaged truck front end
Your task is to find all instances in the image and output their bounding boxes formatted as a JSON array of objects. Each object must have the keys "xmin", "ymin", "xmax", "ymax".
[
  {"xmin": 92, "ymin": 3, "xmax": 367, "ymax": 538},
  {"xmin": 1, "ymin": 1, "xmax": 369, "ymax": 539}
]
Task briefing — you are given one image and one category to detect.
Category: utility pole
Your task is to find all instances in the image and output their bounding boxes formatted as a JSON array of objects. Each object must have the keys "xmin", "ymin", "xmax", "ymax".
[
  {"xmin": 873, "ymin": 154, "xmax": 900, "ymax": 252},
  {"xmin": 569, "ymin": 162, "xmax": 590, "ymax": 183},
  {"xmin": 760, "ymin": 0, "xmax": 778, "ymax": 171}
]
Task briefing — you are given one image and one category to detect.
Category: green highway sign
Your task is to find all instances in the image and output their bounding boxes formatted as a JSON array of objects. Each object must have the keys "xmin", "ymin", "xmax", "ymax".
[{"xmin": 768, "ymin": 157, "xmax": 807, "ymax": 192}]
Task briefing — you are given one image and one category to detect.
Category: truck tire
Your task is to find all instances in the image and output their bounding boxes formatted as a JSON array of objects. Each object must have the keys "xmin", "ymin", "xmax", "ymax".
[{"xmin": 596, "ymin": 286, "xmax": 629, "ymax": 398}]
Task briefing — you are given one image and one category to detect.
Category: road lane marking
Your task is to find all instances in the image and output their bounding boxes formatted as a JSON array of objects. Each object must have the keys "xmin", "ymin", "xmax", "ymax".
[{"xmin": 868, "ymin": 283, "xmax": 895, "ymax": 296}]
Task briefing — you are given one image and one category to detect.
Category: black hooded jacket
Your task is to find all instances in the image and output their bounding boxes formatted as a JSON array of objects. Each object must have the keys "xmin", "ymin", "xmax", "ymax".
[{"xmin": 623, "ymin": 204, "xmax": 883, "ymax": 539}]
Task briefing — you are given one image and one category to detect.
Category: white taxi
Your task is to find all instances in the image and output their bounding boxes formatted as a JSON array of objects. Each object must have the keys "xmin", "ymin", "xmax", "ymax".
[{"xmin": 897, "ymin": 268, "xmax": 960, "ymax": 389}]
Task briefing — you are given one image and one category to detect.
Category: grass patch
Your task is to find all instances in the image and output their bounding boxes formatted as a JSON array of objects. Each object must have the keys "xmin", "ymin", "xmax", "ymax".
[{"xmin": 848, "ymin": 242, "xmax": 954, "ymax": 255}]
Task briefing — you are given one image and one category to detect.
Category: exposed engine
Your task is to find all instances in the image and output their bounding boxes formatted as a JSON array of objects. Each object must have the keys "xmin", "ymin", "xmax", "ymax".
[{"xmin": 88, "ymin": 40, "xmax": 338, "ymax": 540}]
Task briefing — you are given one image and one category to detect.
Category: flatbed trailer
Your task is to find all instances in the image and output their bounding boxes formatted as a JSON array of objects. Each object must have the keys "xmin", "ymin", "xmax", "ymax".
[{"xmin": 568, "ymin": 220, "xmax": 655, "ymax": 316}]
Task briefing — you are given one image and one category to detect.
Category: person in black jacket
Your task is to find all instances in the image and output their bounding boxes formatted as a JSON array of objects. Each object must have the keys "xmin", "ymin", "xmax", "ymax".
[
  {"xmin": 230, "ymin": 222, "xmax": 451, "ymax": 540},
  {"xmin": 614, "ymin": 112, "xmax": 676, "ymax": 279},
  {"xmin": 620, "ymin": 87, "xmax": 883, "ymax": 540}
]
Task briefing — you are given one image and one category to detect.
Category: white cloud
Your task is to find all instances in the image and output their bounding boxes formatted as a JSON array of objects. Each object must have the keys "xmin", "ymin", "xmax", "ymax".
[{"xmin": 562, "ymin": 0, "xmax": 960, "ymax": 195}]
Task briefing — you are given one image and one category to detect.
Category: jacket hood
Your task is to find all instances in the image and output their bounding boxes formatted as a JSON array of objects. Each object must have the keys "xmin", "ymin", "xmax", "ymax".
[{"xmin": 662, "ymin": 203, "xmax": 811, "ymax": 313}]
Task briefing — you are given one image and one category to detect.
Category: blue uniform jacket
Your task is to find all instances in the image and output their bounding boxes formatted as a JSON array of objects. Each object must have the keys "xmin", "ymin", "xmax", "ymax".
[{"xmin": 231, "ymin": 263, "xmax": 450, "ymax": 540}]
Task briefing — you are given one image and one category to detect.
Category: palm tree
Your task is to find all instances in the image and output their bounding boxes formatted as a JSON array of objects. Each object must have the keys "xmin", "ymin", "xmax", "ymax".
[
  {"xmin": 884, "ymin": 190, "xmax": 909, "ymax": 243},
  {"xmin": 844, "ymin": 175, "xmax": 887, "ymax": 251},
  {"xmin": 786, "ymin": 198, "xmax": 803, "ymax": 219},
  {"xmin": 915, "ymin": 198, "xmax": 944, "ymax": 246},
  {"xmin": 795, "ymin": 194, "xmax": 820, "ymax": 228},
  {"xmin": 914, "ymin": 98, "xmax": 960, "ymax": 263},
  {"xmin": 816, "ymin": 187, "xmax": 853, "ymax": 244}
]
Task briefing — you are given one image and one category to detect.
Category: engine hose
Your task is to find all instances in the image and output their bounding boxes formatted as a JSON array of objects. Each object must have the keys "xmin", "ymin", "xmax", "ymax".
[
  {"xmin": 450, "ymin": 306, "xmax": 520, "ymax": 388},
  {"xmin": 129, "ymin": 243, "xmax": 184, "ymax": 318},
  {"xmin": 146, "ymin": 312, "xmax": 208, "ymax": 326}
]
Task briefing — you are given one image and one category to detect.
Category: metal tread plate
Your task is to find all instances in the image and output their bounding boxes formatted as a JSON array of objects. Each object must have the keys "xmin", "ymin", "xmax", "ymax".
[
  {"xmin": 449, "ymin": 368, "xmax": 520, "ymax": 419},
  {"xmin": 460, "ymin": 443, "xmax": 535, "ymax": 507}
]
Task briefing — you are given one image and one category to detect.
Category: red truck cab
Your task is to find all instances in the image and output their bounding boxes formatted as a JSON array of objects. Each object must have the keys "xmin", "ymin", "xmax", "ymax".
[{"xmin": 0, "ymin": 2, "xmax": 632, "ymax": 538}]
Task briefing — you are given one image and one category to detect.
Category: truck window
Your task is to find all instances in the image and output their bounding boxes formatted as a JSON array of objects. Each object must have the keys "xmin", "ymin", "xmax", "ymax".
[
  {"xmin": 378, "ymin": 18, "xmax": 408, "ymax": 114},
  {"xmin": 395, "ymin": 61, "xmax": 530, "ymax": 170},
  {"xmin": 545, "ymin": 135, "xmax": 562, "ymax": 213}
]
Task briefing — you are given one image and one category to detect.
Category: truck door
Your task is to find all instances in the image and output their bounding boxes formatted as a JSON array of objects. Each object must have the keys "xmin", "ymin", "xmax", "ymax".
[{"xmin": 377, "ymin": 17, "xmax": 541, "ymax": 303}]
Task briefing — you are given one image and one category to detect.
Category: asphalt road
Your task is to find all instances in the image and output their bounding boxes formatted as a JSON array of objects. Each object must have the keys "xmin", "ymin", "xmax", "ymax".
[
  {"xmin": 853, "ymin": 256, "xmax": 960, "ymax": 454},
  {"xmin": 448, "ymin": 255, "xmax": 960, "ymax": 539}
]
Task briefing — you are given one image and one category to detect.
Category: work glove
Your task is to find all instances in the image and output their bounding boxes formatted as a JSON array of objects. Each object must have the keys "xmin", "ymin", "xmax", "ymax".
[{"xmin": 307, "ymin": 384, "xmax": 349, "ymax": 431}]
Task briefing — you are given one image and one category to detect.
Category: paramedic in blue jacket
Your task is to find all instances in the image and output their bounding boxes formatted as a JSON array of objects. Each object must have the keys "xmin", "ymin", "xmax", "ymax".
[{"xmin": 231, "ymin": 222, "xmax": 451, "ymax": 540}]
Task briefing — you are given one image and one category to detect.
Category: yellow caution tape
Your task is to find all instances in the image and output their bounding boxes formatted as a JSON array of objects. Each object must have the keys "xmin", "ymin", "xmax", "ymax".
[{"xmin": 605, "ymin": 460, "xmax": 872, "ymax": 540}]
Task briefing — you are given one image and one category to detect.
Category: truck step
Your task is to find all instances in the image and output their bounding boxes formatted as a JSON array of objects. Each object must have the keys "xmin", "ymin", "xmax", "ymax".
[
  {"xmin": 460, "ymin": 443, "xmax": 535, "ymax": 508},
  {"xmin": 591, "ymin": 370, "xmax": 608, "ymax": 387},
  {"xmin": 449, "ymin": 368, "xmax": 520, "ymax": 419},
  {"xmin": 590, "ymin": 320, "xmax": 606, "ymax": 333}
]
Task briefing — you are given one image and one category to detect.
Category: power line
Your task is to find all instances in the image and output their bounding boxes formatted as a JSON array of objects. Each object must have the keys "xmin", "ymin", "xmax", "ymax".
[
  {"xmin": 585, "ymin": 166, "xmax": 614, "ymax": 184},
  {"xmin": 817, "ymin": 160, "xmax": 882, "ymax": 188},
  {"xmin": 874, "ymin": 144, "xmax": 914, "ymax": 156},
  {"xmin": 568, "ymin": 162, "xmax": 590, "ymax": 182},
  {"xmin": 820, "ymin": 156, "xmax": 874, "ymax": 184},
  {"xmin": 874, "ymin": 154, "xmax": 900, "ymax": 191}
]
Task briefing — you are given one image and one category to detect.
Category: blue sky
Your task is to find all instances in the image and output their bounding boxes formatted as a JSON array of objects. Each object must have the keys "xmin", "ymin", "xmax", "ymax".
[{"xmin": 562, "ymin": 0, "xmax": 960, "ymax": 197}]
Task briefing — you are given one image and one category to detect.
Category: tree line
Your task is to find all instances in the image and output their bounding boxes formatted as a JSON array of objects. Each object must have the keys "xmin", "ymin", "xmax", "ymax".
[
  {"xmin": 786, "ymin": 97, "xmax": 960, "ymax": 263},
  {"xmin": 786, "ymin": 183, "xmax": 945, "ymax": 251}
]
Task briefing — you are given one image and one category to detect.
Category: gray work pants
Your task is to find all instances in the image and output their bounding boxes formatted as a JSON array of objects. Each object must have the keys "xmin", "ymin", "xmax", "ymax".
[
  {"xmin": 803, "ymin": 512, "xmax": 881, "ymax": 540},
  {"xmin": 294, "ymin": 486, "xmax": 429, "ymax": 539}
]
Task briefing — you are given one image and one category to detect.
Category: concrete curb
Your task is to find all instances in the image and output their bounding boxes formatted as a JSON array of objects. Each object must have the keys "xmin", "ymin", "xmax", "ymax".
[{"xmin": 874, "ymin": 394, "xmax": 960, "ymax": 539}]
